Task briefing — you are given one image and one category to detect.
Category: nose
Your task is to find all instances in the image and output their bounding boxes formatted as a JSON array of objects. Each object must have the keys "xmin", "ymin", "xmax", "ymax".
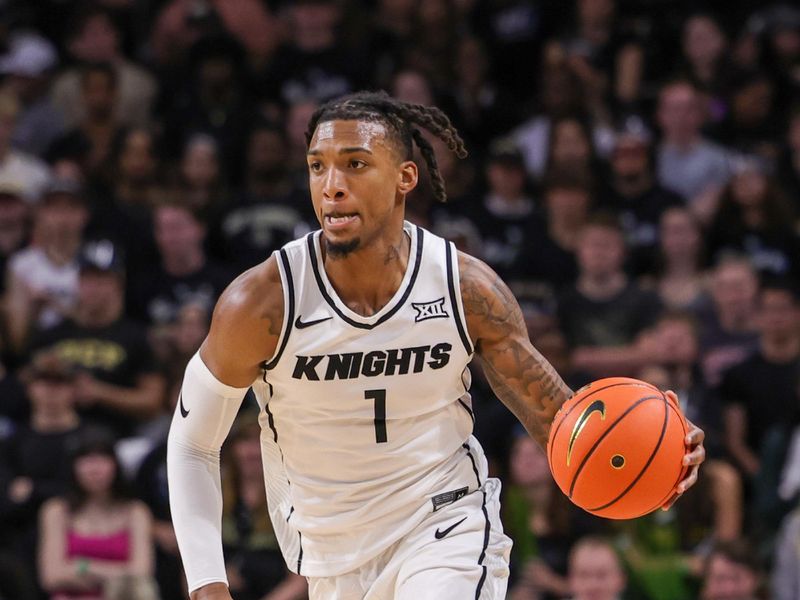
[{"xmin": 322, "ymin": 167, "xmax": 347, "ymax": 201}]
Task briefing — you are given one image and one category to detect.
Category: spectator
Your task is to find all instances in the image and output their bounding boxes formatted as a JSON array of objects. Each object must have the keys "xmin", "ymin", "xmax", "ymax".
[
  {"xmin": 30, "ymin": 240, "xmax": 165, "ymax": 438},
  {"xmin": 566, "ymin": 536, "xmax": 627, "ymax": 600},
  {"xmin": 5, "ymin": 178, "xmax": 89, "ymax": 354},
  {"xmin": 513, "ymin": 65, "xmax": 614, "ymax": 180},
  {"xmin": 639, "ymin": 311, "xmax": 724, "ymax": 457},
  {"xmin": 0, "ymin": 92, "xmax": 51, "ymax": 202},
  {"xmin": 37, "ymin": 432, "xmax": 155, "ymax": 600},
  {"xmin": 599, "ymin": 127, "xmax": 685, "ymax": 275},
  {"xmin": 0, "ymin": 32, "xmax": 64, "ymax": 157},
  {"xmin": 558, "ymin": 213, "xmax": 663, "ymax": 377},
  {"xmin": 506, "ymin": 433, "xmax": 603, "ymax": 600},
  {"xmin": 176, "ymin": 133, "xmax": 227, "ymax": 214},
  {"xmin": 0, "ymin": 177, "xmax": 31, "ymax": 295},
  {"xmin": 48, "ymin": 63, "xmax": 124, "ymax": 175},
  {"xmin": 461, "ymin": 139, "xmax": 536, "ymax": 284},
  {"xmin": 708, "ymin": 157, "xmax": 799, "ymax": 280},
  {"xmin": 701, "ymin": 540, "xmax": 764, "ymax": 600},
  {"xmin": 128, "ymin": 200, "xmax": 233, "ymax": 329},
  {"xmin": 50, "ymin": 6, "xmax": 157, "ymax": 130},
  {"xmin": 0, "ymin": 352, "xmax": 87, "ymax": 574},
  {"xmin": 263, "ymin": 0, "xmax": 364, "ymax": 105},
  {"xmin": 656, "ymin": 80, "xmax": 731, "ymax": 223},
  {"xmin": 151, "ymin": 0, "xmax": 279, "ymax": 69},
  {"xmin": 776, "ymin": 105, "xmax": 800, "ymax": 207},
  {"xmin": 221, "ymin": 412, "xmax": 308, "ymax": 600},
  {"xmin": 696, "ymin": 255, "xmax": 759, "ymax": 387},
  {"xmin": 211, "ymin": 121, "xmax": 314, "ymax": 271},
  {"xmin": 679, "ymin": 12, "xmax": 733, "ymax": 123},
  {"xmin": 517, "ymin": 170, "xmax": 590, "ymax": 289},
  {"xmin": 720, "ymin": 279, "xmax": 800, "ymax": 478},
  {"xmin": 543, "ymin": 0, "xmax": 645, "ymax": 110},
  {"xmin": 644, "ymin": 207, "xmax": 707, "ymax": 311},
  {"xmin": 545, "ymin": 115, "xmax": 600, "ymax": 180}
]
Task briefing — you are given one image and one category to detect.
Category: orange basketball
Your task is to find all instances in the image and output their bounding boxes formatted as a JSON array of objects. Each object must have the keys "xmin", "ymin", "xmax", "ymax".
[{"xmin": 547, "ymin": 377, "xmax": 689, "ymax": 519}]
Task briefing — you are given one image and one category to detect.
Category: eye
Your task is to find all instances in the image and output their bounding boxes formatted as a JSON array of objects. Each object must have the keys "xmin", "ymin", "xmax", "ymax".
[
  {"xmin": 308, "ymin": 161, "xmax": 323, "ymax": 173},
  {"xmin": 349, "ymin": 159, "xmax": 367, "ymax": 169}
]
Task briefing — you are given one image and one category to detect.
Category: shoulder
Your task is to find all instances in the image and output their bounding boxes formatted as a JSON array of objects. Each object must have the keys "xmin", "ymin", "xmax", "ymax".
[
  {"xmin": 40, "ymin": 497, "xmax": 69, "ymax": 521},
  {"xmin": 201, "ymin": 254, "xmax": 285, "ymax": 382},
  {"xmin": 126, "ymin": 500, "xmax": 153, "ymax": 523}
]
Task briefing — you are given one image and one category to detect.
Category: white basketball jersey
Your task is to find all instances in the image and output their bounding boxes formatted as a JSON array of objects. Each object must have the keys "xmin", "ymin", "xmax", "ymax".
[{"xmin": 251, "ymin": 222, "xmax": 489, "ymax": 577}]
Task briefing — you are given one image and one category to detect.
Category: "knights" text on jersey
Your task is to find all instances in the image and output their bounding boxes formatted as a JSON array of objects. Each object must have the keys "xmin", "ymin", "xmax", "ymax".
[{"xmin": 292, "ymin": 343, "xmax": 452, "ymax": 381}]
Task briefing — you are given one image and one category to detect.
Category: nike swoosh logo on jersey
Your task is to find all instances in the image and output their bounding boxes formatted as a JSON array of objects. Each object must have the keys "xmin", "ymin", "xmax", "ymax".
[
  {"xmin": 179, "ymin": 392, "xmax": 190, "ymax": 418},
  {"xmin": 434, "ymin": 516, "xmax": 467, "ymax": 540},
  {"xmin": 295, "ymin": 315, "xmax": 333, "ymax": 329}
]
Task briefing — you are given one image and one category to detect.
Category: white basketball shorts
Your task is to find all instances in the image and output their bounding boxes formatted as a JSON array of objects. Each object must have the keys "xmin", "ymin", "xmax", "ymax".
[{"xmin": 307, "ymin": 477, "xmax": 512, "ymax": 600}]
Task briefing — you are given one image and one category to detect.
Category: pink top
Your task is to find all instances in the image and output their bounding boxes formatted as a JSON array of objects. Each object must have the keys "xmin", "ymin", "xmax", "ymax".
[{"xmin": 66, "ymin": 529, "xmax": 131, "ymax": 562}]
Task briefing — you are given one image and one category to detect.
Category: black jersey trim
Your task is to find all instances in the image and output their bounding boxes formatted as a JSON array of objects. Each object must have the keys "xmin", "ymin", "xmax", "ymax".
[
  {"xmin": 458, "ymin": 398, "xmax": 475, "ymax": 423},
  {"xmin": 307, "ymin": 226, "xmax": 424, "ymax": 330},
  {"xmin": 475, "ymin": 490, "xmax": 490, "ymax": 599},
  {"xmin": 446, "ymin": 241, "xmax": 474, "ymax": 355},
  {"xmin": 265, "ymin": 249, "xmax": 295, "ymax": 370},
  {"xmin": 297, "ymin": 532, "xmax": 303, "ymax": 574},
  {"xmin": 462, "ymin": 442, "xmax": 482, "ymax": 488}
]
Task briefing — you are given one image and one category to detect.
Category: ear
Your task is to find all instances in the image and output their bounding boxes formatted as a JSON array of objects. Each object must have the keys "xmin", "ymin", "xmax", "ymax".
[{"xmin": 397, "ymin": 161, "xmax": 418, "ymax": 196}]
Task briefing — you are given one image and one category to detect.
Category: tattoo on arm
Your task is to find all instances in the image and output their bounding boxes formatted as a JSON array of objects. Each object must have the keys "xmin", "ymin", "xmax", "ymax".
[{"xmin": 460, "ymin": 255, "xmax": 572, "ymax": 447}]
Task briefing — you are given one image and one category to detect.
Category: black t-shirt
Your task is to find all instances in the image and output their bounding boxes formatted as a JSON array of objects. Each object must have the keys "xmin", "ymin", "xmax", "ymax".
[
  {"xmin": 557, "ymin": 282, "xmax": 662, "ymax": 348},
  {"xmin": 513, "ymin": 216, "xmax": 578, "ymax": 289},
  {"xmin": 127, "ymin": 260, "xmax": 235, "ymax": 326},
  {"xmin": 718, "ymin": 351, "xmax": 800, "ymax": 452},
  {"xmin": 597, "ymin": 182, "xmax": 685, "ymax": 275},
  {"xmin": 30, "ymin": 319, "xmax": 159, "ymax": 436}
]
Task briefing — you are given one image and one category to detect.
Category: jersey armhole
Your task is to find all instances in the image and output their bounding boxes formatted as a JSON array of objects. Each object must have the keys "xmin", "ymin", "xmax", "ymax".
[
  {"xmin": 445, "ymin": 241, "xmax": 475, "ymax": 356},
  {"xmin": 264, "ymin": 248, "xmax": 295, "ymax": 371}
]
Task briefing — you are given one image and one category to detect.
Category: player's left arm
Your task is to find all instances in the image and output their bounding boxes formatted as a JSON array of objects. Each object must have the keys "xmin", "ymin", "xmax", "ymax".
[{"xmin": 457, "ymin": 252, "xmax": 705, "ymax": 497}]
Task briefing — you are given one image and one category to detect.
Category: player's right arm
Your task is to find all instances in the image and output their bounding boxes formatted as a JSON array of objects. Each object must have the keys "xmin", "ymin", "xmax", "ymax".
[{"xmin": 167, "ymin": 256, "xmax": 284, "ymax": 600}]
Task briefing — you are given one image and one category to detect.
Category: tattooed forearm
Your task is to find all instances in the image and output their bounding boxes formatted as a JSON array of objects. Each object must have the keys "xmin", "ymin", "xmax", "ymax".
[{"xmin": 459, "ymin": 252, "xmax": 573, "ymax": 447}]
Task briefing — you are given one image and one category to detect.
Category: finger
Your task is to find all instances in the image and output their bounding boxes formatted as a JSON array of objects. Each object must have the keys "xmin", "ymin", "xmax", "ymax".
[
  {"xmin": 677, "ymin": 464, "xmax": 699, "ymax": 495},
  {"xmin": 685, "ymin": 422, "xmax": 705, "ymax": 445},
  {"xmin": 661, "ymin": 490, "xmax": 681, "ymax": 511},
  {"xmin": 683, "ymin": 444, "xmax": 706, "ymax": 466},
  {"xmin": 664, "ymin": 390, "xmax": 679, "ymax": 405}
]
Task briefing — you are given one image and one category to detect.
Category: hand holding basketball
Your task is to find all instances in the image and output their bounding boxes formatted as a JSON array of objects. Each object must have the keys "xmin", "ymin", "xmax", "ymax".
[{"xmin": 547, "ymin": 378, "xmax": 705, "ymax": 520}]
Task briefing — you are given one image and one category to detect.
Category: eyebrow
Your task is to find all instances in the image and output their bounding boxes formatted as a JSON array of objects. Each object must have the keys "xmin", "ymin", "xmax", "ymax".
[{"xmin": 307, "ymin": 146, "xmax": 374, "ymax": 156}]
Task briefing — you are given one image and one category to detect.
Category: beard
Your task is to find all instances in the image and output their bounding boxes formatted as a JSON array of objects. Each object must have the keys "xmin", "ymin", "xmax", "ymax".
[{"xmin": 326, "ymin": 237, "xmax": 360, "ymax": 259}]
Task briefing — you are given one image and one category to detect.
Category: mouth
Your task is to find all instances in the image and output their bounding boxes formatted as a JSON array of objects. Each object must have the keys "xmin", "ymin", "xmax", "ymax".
[{"xmin": 324, "ymin": 213, "xmax": 359, "ymax": 230}]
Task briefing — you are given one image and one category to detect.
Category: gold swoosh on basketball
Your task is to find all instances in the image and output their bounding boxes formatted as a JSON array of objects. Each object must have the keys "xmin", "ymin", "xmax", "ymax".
[{"xmin": 567, "ymin": 399, "xmax": 606, "ymax": 467}]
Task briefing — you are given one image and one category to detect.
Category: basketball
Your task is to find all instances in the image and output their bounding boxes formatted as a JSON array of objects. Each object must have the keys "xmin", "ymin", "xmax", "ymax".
[{"xmin": 547, "ymin": 377, "xmax": 689, "ymax": 520}]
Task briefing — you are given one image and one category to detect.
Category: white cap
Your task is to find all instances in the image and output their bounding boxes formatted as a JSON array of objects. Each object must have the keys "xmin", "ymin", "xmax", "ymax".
[{"xmin": 0, "ymin": 32, "xmax": 58, "ymax": 77}]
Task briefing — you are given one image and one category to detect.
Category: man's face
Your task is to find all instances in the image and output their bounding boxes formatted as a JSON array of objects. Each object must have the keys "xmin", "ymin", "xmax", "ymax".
[
  {"xmin": 703, "ymin": 555, "xmax": 758, "ymax": 600},
  {"xmin": 711, "ymin": 264, "xmax": 757, "ymax": 317},
  {"xmin": 611, "ymin": 137, "xmax": 649, "ymax": 180},
  {"xmin": 657, "ymin": 84, "xmax": 703, "ymax": 140},
  {"xmin": 569, "ymin": 545, "xmax": 626, "ymax": 600},
  {"xmin": 70, "ymin": 14, "xmax": 118, "ymax": 62},
  {"xmin": 155, "ymin": 206, "xmax": 205, "ymax": 259},
  {"xmin": 37, "ymin": 196, "xmax": 88, "ymax": 238},
  {"xmin": 577, "ymin": 226, "xmax": 625, "ymax": 279},
  {"xmin": 82, "ymin": 71, "xmax": 116, "ymax": 118},
  {"xmin": 307, "ymin": 119, "xmax": 417, "ymax": 257},
  {"xmin": 757, "ymin": 289, "xmax": 800, "ymax": 339}
]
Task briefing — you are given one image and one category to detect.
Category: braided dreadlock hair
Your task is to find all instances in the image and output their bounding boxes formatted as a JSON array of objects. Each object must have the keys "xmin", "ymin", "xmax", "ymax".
[{"xmin": 304, "ymin": 91, "xmax": 468, "ymax": 203}]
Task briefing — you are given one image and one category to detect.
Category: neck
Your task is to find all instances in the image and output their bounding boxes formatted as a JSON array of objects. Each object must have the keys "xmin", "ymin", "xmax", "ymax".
[
  {"xmin": 665, "ymin": 134, "xmax": 700, "ymax": 151},
  {"xmin": 78, "ymin": 305, "xmax": 121, "ymax": 328},
  {"xmin": 577, "ymin": 271, "xmax": 627, "ymax": 299},
  {"xmin": 45, "ymin": 237, "xmax": 80, "ymax": 266},
  {"xmin": 31, "ymin": 411, "xmax": 79, "ymax": 433},
  {"xmin": 663, "ymin": 259, "xmax": 698, "ymax": 277},
  {"xmin": 718, "ymin": 310, "xmax": 752, "ymax": 333},
  {"xmin": 761, "ymin": 335, "xmax": 800, "ymax": 362},
  {"xmin": 322, "ymin": 224, "xmax": 409, "ymax": 317},
  {"xmin": 163, "ymin": 250, "xmax": 204, "ymax": 276}
]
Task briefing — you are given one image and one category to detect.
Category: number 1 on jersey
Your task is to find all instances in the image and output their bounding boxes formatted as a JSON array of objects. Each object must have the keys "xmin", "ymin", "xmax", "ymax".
[{"xmin": 365, "ymin": 389, "xmax": 387, "ymax": 443}]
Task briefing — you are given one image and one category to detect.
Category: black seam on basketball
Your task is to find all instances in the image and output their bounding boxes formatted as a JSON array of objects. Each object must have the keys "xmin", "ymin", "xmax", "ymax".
[
  {"xmin": 643, "ymin": 403, "xmax": 691, "ymax": 515},
  {"xmin": 548, "ymin": 382, "xmax": 661, "ymax": 466},
  {"xmin": 265, "ymin": 249, "xmax": 295, "ymax": 370},
  {"xmin": 475, "ymin": 490, "xmax": 490, "ymax": 599},
  {"xmin": 587, "ymin": 394, "xmax": 670, "ymax": 512},
  {"xmin": 463, "ymin": 442, "xmax": 482, "ymax": 487},
  {"xmin": 568, "ymin": 394, "xmax": 662, "ymax": 498}
]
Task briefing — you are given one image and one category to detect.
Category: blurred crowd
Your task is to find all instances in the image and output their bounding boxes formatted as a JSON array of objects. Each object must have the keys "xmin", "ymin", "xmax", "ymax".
[{"xmin": 0, "ymin": 0, "xmax": 798, "ymax": 598}]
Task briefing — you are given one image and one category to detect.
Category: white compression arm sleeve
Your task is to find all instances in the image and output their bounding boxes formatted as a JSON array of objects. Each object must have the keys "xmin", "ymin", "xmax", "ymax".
[{"xmin": 167, "ymin": 352, "xmax": 250, "ymax": 594}]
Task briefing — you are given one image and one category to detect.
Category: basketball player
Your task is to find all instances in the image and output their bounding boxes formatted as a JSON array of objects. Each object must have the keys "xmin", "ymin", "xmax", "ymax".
[{"xmin": 167, "ymin": 92, "xmax": 705, "ymax": 600}]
